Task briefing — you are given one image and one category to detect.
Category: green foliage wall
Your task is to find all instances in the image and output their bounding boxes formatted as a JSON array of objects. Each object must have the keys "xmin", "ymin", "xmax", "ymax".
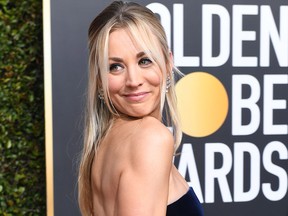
[{"xmin": 0, "ymin": 0, "xmax": 46, "ymax": 215}]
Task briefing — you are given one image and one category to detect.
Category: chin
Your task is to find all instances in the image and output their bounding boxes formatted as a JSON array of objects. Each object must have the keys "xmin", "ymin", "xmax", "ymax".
[{"xmin": 127, "ymin": 111, "xmax": 160, "ymax": 119}]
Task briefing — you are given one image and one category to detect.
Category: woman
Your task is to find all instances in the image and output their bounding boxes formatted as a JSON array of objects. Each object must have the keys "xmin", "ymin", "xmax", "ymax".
[{"xmin": 78, "ymin": 1, "xmax": 204, "ymax": 215}]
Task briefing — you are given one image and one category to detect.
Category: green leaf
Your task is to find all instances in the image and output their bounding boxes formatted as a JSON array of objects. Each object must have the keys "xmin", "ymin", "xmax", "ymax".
[
  {"xmin": 6, "ymin": 140, "xmax": 12, "ymax": 149},
  {"xmin": 0, "ymin": 0, "xmax": 45, "ymax": 214}
]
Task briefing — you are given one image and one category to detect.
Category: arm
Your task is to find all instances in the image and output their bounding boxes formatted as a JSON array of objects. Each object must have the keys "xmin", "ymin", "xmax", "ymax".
[{"xmin": 115, "ymin": 117, "xmax": 174, "ymax": 216}]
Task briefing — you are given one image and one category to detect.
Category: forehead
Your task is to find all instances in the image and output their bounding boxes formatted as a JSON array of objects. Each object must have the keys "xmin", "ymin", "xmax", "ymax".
[
  {"xmin": 108, "ymin": 28, "xmax": 141, "ymax": 55},
  {"xmin": 108, "ymin": 26, "xmax": 162, "ymax": 58}
]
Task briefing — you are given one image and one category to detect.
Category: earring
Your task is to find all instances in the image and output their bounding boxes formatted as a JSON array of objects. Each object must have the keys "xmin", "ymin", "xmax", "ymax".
[
  {"xmin": 98, "ymin": 89, "xmax": 104, "ymax": 100},
  {"xmin": 166, "ymin": 75, "xmax": 171, "ymax": 93}
]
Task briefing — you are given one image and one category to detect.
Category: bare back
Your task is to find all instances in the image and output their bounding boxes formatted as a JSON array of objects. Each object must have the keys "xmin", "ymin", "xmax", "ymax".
[{"xmin": 91, "ymin": 117, "xmax": 188, "ymax": 216}]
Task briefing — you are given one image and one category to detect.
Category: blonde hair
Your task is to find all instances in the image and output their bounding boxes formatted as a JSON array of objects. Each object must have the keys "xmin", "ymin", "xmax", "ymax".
[{"xmin": 78, "ymin": 1, "xmax": 183, "ymax": 215}]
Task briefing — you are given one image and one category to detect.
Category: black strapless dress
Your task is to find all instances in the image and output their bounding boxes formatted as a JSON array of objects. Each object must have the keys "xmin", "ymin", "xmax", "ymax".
[{"xmin": 166, "ymin": 187, "xmax": 204, "ymax": 216}]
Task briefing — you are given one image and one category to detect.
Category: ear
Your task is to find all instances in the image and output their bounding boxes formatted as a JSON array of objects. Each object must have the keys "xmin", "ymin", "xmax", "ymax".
[
  {"xmin": 168, "ymin": 51, "xmax": 174, "ymax": 74},
  {"xmin": 96, "ymin": 77, "xmax": 103, "ymax": 89}
]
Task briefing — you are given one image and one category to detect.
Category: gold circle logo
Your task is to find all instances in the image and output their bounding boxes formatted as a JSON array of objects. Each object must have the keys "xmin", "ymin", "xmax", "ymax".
[{"xmin": 175, "ymin": 72, "xmax": 229, "ymax": 137}]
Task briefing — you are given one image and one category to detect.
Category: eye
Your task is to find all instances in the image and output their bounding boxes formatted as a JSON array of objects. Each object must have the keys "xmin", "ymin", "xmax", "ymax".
[
  {"xmin": 139, "ymin": 57, "xmax": 152, "ymax": 67},
  {"xmin": 109, "ymin": 63, "xmax": 123, "ymax": 72}
]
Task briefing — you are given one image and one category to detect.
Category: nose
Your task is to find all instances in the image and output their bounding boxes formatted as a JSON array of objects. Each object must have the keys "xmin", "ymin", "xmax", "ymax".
[{"xmin": 125, "ymin": 66, "xmax": 143, "ymax": 88}]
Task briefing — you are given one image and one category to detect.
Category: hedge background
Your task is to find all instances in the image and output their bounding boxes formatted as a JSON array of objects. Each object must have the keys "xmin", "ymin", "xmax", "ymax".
[{"xmin": 0, "ymin": 0, "xmax": 46, "ymax": 215}]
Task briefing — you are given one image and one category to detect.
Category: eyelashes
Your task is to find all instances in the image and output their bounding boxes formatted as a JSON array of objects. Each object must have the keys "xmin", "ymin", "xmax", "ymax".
[
  {"xmin": 109, "ymin": 57, "xmax": 153, "ymax": 73},
  {"xmin": 109, "ymin": 63, "xmax": 123, "ymax": 72},
  {"xmin": 139, "ymin": 57, "xmax": 152, "ymax": 66}
]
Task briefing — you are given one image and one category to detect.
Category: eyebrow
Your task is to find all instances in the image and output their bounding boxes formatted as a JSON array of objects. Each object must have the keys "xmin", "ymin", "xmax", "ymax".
[{"xmin": 109, "ymin": 51, "xmax": 146, "ymax": 62}]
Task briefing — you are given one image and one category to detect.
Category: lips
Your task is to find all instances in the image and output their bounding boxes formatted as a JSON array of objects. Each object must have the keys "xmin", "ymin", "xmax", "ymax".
[{"xmin": 123, "ymin": 91, "xmax": 150, "ymax": 102}]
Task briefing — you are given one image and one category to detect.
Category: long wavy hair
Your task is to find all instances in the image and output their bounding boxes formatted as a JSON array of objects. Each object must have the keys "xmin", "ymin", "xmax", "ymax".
[{"xmin": 78, "ymin": 1, "xmax": 183, "ymax": 215}]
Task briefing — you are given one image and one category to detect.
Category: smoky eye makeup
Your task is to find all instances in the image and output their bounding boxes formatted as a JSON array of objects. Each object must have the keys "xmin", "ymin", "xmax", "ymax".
[
  {"xmin": 109, "ymin": 63, "xmax": 123, "ymax": 72},
  {"xmin": 139, "ymin": 57, "xmax": 153, "ymax": 66}
]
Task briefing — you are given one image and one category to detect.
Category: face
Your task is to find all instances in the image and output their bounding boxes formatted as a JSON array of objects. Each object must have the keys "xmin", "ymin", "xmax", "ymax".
[{"xmin": 107, "ymin": 28, "xmax": 163, "ymax": 119}]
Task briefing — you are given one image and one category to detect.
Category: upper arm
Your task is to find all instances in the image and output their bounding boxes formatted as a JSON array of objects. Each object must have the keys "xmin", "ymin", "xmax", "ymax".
[{"xmin": 116, "ymin": 118, "xmax": 174, "ymax": 216}]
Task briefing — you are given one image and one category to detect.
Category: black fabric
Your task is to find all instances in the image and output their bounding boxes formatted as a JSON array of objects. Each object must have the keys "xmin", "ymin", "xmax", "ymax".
[{"xmin": 166, "ymin": 187, "xmax": 204, "ymax": 216}]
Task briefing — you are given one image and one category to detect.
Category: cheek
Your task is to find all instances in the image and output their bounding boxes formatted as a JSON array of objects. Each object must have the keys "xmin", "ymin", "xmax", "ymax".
[
  {"xmin": 108, "ymin": 75, "xmax": 122, "ymax": 94},
  {"xmin": 148, "ymin": 70, "xmax": 162, "ymax": 87}
]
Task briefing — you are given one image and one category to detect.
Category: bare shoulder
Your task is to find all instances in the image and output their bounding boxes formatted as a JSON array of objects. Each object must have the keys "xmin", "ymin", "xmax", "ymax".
[
  {"xmin": 125, "ymin": 116, "xmax": 174, "ymax": 169},
  {"xmin": 131, "ymin": 116, "xmax": 174, "ymax": 154},
  {"xmin": 137, "ymin": 116, "xmax": 173, "ymax": 142},
  {"xmin": 115, "ymin": 117, "xmax": 174, "ymax": 215}
]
